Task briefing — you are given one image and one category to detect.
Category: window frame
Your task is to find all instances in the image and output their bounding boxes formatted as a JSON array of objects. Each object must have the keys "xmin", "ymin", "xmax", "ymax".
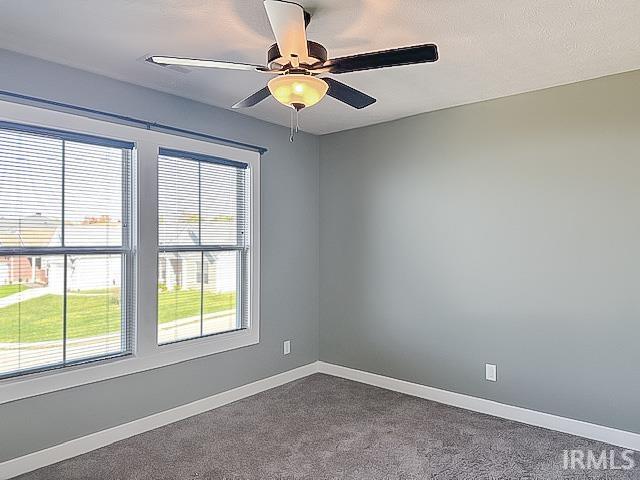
[
  {"xmin": 156, "ymin": 148, "xmax": 251, "ymax": 346},
  {"xmin": 0, "ymin": 120, "xmax": 136, "ymax": 380},
  {"xmin": 0, "ymin": 100, "xmax": 260, "ymax": 404}
]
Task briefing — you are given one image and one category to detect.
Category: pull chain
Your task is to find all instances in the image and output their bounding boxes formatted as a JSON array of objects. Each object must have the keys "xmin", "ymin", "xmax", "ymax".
[{"xmin": 289, "ymin": 107, "xmax": 300, "ymax": 142}]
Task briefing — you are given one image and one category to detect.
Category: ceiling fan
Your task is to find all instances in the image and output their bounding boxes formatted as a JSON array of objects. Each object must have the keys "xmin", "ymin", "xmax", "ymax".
[{"xmin": 147, "ymin": 0, "xmax": 438, "ymax": 140}]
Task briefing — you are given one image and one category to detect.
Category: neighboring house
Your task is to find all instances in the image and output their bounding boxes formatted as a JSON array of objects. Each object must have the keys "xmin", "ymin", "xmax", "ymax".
[
  {"xmin": 0, "ymin": 256, "xmax": 47, "ymax": 285},
  {"xmin": 0, "ymin": 215, "xmax": 123, "ymax": 292},
  {"xmin": 0, "ymin": 262, "xmax": 7, "ymax": 284},
  {"xmin": 1, "ymin": 213, "xmax": 234, "ymax": 293},
  {"xmin": 158, "ymin": 220, "xmax": 236, "ymax": 293},
  {"xmin": 158, "ymin": 251, "xmax": 236, "ymax": 293},
  {"xmin": 0, "ymin": 213, "xmax": 56, "ymax": 285},
  {"xmin": 45, "ymin": 223, "xmax": 122, "ymax": 294}
]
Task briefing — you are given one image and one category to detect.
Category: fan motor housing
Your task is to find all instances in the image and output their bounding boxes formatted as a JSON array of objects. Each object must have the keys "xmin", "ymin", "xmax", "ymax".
[{"xmin": 267, "ymin": 41, "xmax": 327, "ymax": 70}]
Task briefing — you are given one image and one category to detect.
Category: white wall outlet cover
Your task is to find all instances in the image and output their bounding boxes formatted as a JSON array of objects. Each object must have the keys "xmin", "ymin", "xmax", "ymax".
[
  {"xmin": 486, "ymin": 363, "xmax": 497, "ymax": 382},
  {"xmin": 283, "ymin": 340, "xmax": 291, "ymax": 355}
]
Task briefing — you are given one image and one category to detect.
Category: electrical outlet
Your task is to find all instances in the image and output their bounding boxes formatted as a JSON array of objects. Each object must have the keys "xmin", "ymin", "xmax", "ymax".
[
  {"xmin": 283, "ymin": 340, "xmax": 291, "ymax": 355},
  {"xmin": 485, "ymin": 363, "xmax": 497, "ymax": 382}
]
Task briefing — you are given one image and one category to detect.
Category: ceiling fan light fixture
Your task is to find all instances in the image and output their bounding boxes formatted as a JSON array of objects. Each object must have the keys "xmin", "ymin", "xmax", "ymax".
[{"xmin": 268, "ymin": 74, "xmax": 328, "ymax": 109}]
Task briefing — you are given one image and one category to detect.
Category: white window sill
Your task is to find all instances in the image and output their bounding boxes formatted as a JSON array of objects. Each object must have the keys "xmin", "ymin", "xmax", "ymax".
[{"xmin": 0, "ymin": 327, "xmax": 259, "ymax": 405}]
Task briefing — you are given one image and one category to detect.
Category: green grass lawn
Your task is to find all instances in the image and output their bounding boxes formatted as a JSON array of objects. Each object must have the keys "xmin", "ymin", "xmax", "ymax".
[
  {"xmin": 0, "ymin": 289, "xmax": 235, "ymax": 343},
  {"xmin": 0, "ymin": 284, "xmax": 30, "ymax": 299}
]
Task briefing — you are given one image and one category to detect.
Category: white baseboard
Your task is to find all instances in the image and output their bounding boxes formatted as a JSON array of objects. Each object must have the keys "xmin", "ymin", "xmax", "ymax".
[
  {"xmin": 317, "ymin": 361, "xmax": 640, "ymax": 451},
  {"xmin": 4, "ymin": 360, "xmax": 639, "ymax": 479},
  {"xmin": 0, "ymin": 362, "xmax": 320, "ymax": 480}
]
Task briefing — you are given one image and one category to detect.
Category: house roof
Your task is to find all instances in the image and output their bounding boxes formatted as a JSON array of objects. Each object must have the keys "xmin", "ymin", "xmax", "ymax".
[
  {"xmin": 0, "ymin": 215, "xmax": 58, "ymax": 248},
  {"xmin": 0, "ymin": 217, "xmax": 122, "ymax": 249}
]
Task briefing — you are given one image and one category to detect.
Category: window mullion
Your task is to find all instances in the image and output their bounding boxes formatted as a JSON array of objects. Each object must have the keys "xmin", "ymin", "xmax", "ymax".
[
  {"xmin": 198, "ymin": 160, "xmax": 202, "ymax": 246},
  {"xmin": 61, "ymin": 140, "xmax": 67, "ymax": 364},
  {"xmin": 199, "ymin": 162, "xmax": 204, "ymax": 337},
  {"xmin": 135, "ymin": 141, "xmax": 159, "ymax": 357},
  {"xmin": 0, "ymin": 246, "xmax": 129, "ymax": 256},
  {"xmin": 236, "ymin": 168, "xmax": 244, "ymax": 330},
  {"xmin": 121, "ymin": 149, "xmax": 131, "ymax": 353},
  {"xmin": 158, "ymin": 245, "xmax": 244, "ymax": 253},
  {"xmin": 61, "ymin": 139, "xmax": 66, "ymax": 247},
  {"xmin": 200, "ymin": 251, "xmax": 204, "ymax": 338},
  {"xmin": 62, "ymin": 253, "xmax": 68, "ymax": 364}
]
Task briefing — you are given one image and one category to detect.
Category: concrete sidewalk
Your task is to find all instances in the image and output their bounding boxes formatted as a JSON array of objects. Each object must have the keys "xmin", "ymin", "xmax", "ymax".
[
  {"xmin": 0, "ymin": 287, "xmax": 52, "ymax": 308},
  {"xmin": 0, "ymin": 309, "xmax": 236, "ymax": 374}
]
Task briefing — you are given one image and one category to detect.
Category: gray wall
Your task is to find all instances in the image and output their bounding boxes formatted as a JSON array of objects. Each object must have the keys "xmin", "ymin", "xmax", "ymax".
[
  {"xmin": 0, "ymin": 49, "xmax": 319, "ymax": 462},
  {"xmin": 319, "ymin": 70, "xmax": 640, "ymax": 434}
]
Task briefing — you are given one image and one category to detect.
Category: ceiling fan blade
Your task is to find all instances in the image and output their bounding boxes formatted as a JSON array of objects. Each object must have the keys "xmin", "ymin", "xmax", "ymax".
[
  {"xmin": 324, "ymin": 78, "xmax": 376, "ymax": 109},
  {"xmin": 318, "ymin": 44, "xmax": 438, "ymax": 74},
  {"xmin": 232, "ymin": 87, "xmax": 272, "ymax": 108},
  {"xmin": 147, "ymin": 56, "xmax": 271, "ymax": 72},
  {"xmin": 263, "ymin": 0, "xmax": 309, "ymax": 60}
]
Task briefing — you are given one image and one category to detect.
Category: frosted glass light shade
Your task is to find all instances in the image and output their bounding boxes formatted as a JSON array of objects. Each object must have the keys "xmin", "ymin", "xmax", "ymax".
[{"xmin": 268, "ymin": 74, "xmax": 328, "ymax": 109}]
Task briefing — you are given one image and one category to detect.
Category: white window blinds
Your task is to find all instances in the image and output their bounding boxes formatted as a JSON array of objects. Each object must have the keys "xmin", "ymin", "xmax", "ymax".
[
  {"xmin": 0, "ymin": 121, "xmax": 134, "ymax": 379},
  {"xmin": 157, "ymin": 148, "xmax": 250, "ymax": 344}
]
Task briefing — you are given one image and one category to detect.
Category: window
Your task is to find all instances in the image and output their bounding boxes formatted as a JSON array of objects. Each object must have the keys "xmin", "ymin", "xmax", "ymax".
[
  {"xmin": 0, "ymin": 121, "xmax": 133, "ymax": 379},
  {"xmin": 0, "ymin": 101, "xmax": 259, "ymax": 403},
  {"xmin": 157, "ymin": 148, "xmax": 250, "ymax": 344}
]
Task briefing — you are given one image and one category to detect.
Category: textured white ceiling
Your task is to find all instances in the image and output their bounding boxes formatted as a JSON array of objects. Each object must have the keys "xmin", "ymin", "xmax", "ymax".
[{"xmin": 0, "ymin": 0, "xmax": 639, "ymax": 134}]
